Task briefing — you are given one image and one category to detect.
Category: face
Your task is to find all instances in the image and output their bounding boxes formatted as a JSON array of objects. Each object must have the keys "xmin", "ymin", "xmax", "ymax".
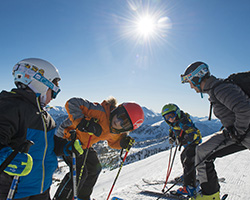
[
  {"xmin": 44, "ymin": 88, "xmax": 53, "ymax": 105},
  {"xmin": 188, "ymin": 80, "xmax": 200, "ymax": 93},
  {"xmin": 163, "ymin": 112, "xmax": 177, "ymax": 123},
  {"xmin": 111, "ymin": 114, "xmax": 123, "ymax": 130}
]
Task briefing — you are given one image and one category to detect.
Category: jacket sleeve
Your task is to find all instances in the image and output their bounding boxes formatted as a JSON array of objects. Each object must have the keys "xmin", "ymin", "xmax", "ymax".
[
  {"xmin": 214, "ymin": 83, "xmax": 250, "ymax": 135},
  {"xmin": 65, "ymin": 97, "xmax": 105, "ymax": 129},
  {"xmin": 0, "ymin": 103, "xmax": 20, "ymax": 147}
]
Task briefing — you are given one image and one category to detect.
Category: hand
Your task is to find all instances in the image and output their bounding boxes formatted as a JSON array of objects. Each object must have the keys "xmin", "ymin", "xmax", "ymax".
[
  {"xmin": 77, "ymin": 118, "xmax": 102, "ymax": 137},
  {"xmin": 223, "ymin": 126, "xmax": 245, "ymax": 143},
  {"xmin": 0, "ymin": 147, "xmax": 33, "ymax": 176},
  {"xmin": 169, "ymin": 136, "xmax": 175, "ymax": 145},
  {"xmin": 120, "ymin": 136, "xmax": 135, "ymax": 150}
]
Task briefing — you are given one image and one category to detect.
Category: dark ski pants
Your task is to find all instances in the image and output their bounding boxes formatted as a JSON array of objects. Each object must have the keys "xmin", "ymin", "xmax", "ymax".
[
  {"xmin": 63, "ymin": 147, "xmax": 102, "ymax": 200},
  {"xmin": 196, "ymin": 131, "xmax": 249, "ymax": 195},
  {"xmin": 180, "ymin": 143, "xmax": 197, "ymax": 187},
  {"xmin": 0, "ymin": 172, "xmax": 50, "ymax": 200}
]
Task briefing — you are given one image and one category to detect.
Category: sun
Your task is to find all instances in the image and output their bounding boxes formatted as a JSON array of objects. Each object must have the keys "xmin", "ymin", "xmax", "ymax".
[{"xmin": 136, "ymin": 15, "xmax": 156, "ymax": 38}]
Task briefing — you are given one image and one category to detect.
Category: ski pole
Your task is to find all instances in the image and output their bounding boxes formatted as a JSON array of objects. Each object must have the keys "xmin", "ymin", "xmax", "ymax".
[
  {"xmin": 76, "ymin": 133, "xmax": 92, "ymax": 192},
  {"xmin": 106, "ymin": 139, "xmax": 134, "ymax": 200},
  {"xmin": 156, "ymin": 138, "xmax": 227, "ymax": 200},
  {"xmin": 162, "ymin": 129, "xmax": 184, "ymax": 192},
  {"xmin": 69, "ymin": 130, "xmax": 78, "ymax": 200},
  {"xmin": 6, "ymin": 140, "xmax": 34, "ymax": 200},
  {"xmin": 162, "ymin": 144, "xmax": 178, "ymax": 192}
]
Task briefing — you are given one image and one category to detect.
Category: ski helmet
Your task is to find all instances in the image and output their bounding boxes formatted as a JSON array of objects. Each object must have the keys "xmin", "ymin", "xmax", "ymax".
[
  {"xmin": 12, "ymin": 58, "xmax": 61, "ymax": 99},
  {"xmin": 161, "ymin": 103, "xmax": 181, "ymax": 122},
  {"xmin": 181, "ymin": 61, "xmax": 210, "ymax": 87},
  {"xmin": 110, "ymin": 102, "xmax": 144, "ymax": 133}
]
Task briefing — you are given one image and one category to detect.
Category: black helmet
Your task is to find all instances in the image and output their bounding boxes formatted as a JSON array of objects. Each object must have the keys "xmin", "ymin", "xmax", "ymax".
[{"xmin": 181, "ymin": 61, "xmax": 210, "ymax": 86}]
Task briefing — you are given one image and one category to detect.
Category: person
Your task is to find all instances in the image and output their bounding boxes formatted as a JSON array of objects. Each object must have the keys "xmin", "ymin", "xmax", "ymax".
[
  {"xmin": 161, "ymin": 103, "xmax": 202, "ymax": 197},
  {"xmin": 54, "ymin": 96, "xmax": 144, "ymax": 200},
  {"xmin": 0, "ymin": 58, "xmax": 83, "ymax": 200},
  {"xmin": 181, "ymin": 61, "xmax": 250, "ymax": 200}
]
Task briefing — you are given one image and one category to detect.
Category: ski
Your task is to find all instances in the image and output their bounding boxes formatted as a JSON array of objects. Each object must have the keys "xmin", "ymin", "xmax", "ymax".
[
  {"xmin": 142, "ymin": 177, "xmax": 225, "ymax": 185},
  {"xmin": 111, "ymin": 197, "xmax": 124, "ymax": 200},
  {"xmin": 221, "ymin": 194, "xmax": 228, "ymax": 200},
  {"xmin": 138, "ymin": 189, "xmax": 189, "ymax": 200}
]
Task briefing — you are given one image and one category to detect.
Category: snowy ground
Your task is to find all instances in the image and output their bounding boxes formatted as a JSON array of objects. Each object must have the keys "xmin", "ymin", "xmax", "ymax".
[{"xmin": 51, "ymin": 134, "xmax": 250, "ymax": 200}]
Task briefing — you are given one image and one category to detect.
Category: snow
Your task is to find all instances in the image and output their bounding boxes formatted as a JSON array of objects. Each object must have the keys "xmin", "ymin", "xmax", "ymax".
[{"xmin": 50, "ymin": 134, "xmax": 250, "ymax": 200}]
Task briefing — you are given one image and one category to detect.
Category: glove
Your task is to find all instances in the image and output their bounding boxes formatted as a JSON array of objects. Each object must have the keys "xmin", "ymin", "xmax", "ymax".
[
  {"xmin": 77, "ymin": 118, "xmax": 102, "ymax": 137},
  {"xmin": 0, "ymin": 147, "xmax": 33, "ymax": 176},
  {"xmin": 64, "ymin": 139, "xmax": 84, "ymax": 157},
  {"xmin": 169, "ymin": 136, "xmax": 175, "ymax": 145},
  {"xmin": 120, "ymin": 136, "xmax": 135, "ymax": 150},
  {"xmin": 223, "ymin": 126, "xmax": 245, "ymax": 143}
]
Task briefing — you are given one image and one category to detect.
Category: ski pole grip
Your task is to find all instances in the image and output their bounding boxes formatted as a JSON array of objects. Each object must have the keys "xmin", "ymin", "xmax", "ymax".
[
  {"xmin": 69, "ymin": 130, "xmax": 77, "ymax": 141},
  {"xmin": 20, "ymin": 140, "xmax": 34, "ymax": 153}
]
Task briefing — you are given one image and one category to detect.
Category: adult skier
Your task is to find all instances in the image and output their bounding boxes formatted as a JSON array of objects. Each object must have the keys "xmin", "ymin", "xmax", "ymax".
[
  {"xmin": 181, "ymin": 61, "xmax": 250, "ymax": 200},
  {"xmin": 54, "ymin": 97, "xmax": 144, "ymax": 200},
  {"xmin": 0, "ymin": 58, "xmax": 80, "ymax": 200},
  {"xmin": 161, "ymin": 103, "xmax": 202, "ymax": 197}
]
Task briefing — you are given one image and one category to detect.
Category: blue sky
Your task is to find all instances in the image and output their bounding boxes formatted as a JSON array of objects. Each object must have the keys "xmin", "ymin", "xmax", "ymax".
[{"xmin": 1, "ymin": 0, "xmax": 250, "ymax": 117}]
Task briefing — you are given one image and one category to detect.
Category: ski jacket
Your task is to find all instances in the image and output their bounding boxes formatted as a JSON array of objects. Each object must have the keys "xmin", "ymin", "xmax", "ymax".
[
  {"xmin": 0, "ymin": 88, "xmax": 58, "ymax": 198},
  {"xmin": 203, "ymin": 75, "xmax": 250, "ymax": 136},
  {"xmin": 56, "ymin": 97, "xmax": 127, "ymax": 149},
  {"xmin": 167, "ymin": 111, "xmax": 202, "ymax": 146}
]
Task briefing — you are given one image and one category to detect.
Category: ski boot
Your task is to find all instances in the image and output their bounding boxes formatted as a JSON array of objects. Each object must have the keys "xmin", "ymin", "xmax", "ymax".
[
  {"xmin": 188, "ymin": 191, "xmax": 220, "ymax": 200},
  {"xmin": 176, "ymin": 185, "xmax": 196, "ymax": 197}
]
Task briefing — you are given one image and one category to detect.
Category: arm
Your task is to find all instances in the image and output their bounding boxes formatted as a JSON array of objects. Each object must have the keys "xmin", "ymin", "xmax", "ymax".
[{"xmin": 215, "ymin": 83, "xmax": 250, "ymax": 135}]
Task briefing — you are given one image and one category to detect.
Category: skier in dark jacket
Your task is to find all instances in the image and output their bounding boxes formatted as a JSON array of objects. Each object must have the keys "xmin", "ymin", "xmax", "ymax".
[
  {"xmin": 181, "ymin": 61, "xmax": 250, "ymax": 200},
  {"xmin": 0, "ymin": 58, "xmax": 83, "ymax": 200},
  {"xmin": 161, "ymin": 103, "xmax": 202, "ymax": 197}
]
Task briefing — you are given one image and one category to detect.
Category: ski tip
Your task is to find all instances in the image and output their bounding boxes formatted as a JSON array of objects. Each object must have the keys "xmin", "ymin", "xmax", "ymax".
[
  {"xmin": 111, "ymin": 197, "xmax": 124, "ymax": 200},
  {"xmin": 221, "ymin": 194, "xmax": 228, "ymax": 200}
]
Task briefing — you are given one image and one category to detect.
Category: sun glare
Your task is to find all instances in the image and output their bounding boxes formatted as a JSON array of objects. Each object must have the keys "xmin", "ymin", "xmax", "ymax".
[{"xmin": 136, "ymin": 15, "xmax": 156, "ymax": 38}]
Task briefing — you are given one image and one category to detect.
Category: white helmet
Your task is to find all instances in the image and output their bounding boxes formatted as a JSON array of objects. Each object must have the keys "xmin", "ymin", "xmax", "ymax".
[{"xmin": 12, "ymin": 58, "xmax": 61, "ymax": 99}]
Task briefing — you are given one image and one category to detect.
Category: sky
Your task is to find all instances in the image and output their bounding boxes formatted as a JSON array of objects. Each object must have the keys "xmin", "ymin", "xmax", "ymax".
[{"xmin": 1, "ymin": 0, "xmax": 250, "ymax": 117}]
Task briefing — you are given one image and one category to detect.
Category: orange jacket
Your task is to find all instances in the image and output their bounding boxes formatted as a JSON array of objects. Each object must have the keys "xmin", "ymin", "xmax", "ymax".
[{"xmin": 62, "ymin": 97, "xmax": 126, "ymax": 149}]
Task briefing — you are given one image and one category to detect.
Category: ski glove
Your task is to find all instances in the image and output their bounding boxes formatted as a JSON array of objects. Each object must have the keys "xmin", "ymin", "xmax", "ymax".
[
  {"xmin": 169, "ymin": 136, "xmax": 175, "ymax": 145},
  {"xmin": 0, "ymin": 147, "xmax": 33, "ymax": 176},
  {"xmin": 64, "ymin": 139, "xmax": 84, "ymax": 157},
  {"xmin": 168, "ymin": 130, "xmax": 176, "ymax": 145},
  {"xmin": 77, "ymin": 118, "xmax": 102, "ymax": 137},
  {"xmin": 120, "ymin": 136, "xmax": 135, "ymax": 150},
  {"xmin": 223, "ymin": 126, "xmax": 245, "ymax": 144}
]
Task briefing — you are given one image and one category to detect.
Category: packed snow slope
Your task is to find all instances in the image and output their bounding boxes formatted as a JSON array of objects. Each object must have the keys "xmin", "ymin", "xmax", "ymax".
[{"xmin": 51, "ymin": 135, "xmax": 250, "ymax": 200}]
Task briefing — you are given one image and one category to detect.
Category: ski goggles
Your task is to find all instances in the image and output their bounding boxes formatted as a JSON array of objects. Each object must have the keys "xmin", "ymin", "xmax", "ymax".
[
  {"xmin": 163, "ymin": 111, "xmax": 177, "ymax": 121},
  {"xmin": 33, "ymin": 73, "xmax": 61, "ymax": 99},
  {"xmin": 181, "ymin": 64, "xmax": 209, "ymax": 83},
  {"xmin": 13, "ymin": 63, "xmax": 61, "ymax": 99},
  {"xmin": 115, "ymin": 107, "xmax": 133, "ymax": 131}
]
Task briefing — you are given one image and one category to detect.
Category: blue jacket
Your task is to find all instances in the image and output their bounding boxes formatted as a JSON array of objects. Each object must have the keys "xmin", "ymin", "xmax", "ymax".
[
  {"xmin": 167, "ymin": 111, "xmax": 202, "ymax": 146},
  {"xmin": 0, "ymin": 88, "xmax": 58, "ymax": 198}
]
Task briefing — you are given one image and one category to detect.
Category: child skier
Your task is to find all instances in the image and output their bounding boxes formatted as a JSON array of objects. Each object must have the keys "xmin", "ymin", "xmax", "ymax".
[{"xmin": 161, "ymin": 103, "xmax": 202, "ymax": 197}]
